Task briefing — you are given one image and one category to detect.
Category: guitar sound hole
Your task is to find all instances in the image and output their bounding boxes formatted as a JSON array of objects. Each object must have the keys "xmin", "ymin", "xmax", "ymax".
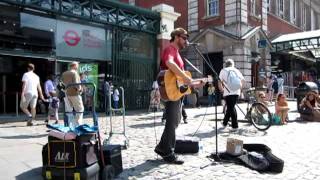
[{"xmin": 179, "ymin": 86, "xmax": 188, "ymax": 93}]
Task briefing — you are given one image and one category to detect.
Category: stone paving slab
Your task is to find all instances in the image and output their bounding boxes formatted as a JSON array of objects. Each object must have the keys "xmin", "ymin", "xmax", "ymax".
[{"xmin": 0, "ymin": 101, "xmax": 320, "ymax": 180}]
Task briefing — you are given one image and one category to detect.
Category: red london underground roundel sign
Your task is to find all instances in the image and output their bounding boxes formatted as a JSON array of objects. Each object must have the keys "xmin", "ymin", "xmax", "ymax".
[{"xmin": 63, "ymin": 30, "xmax": 81, "ymax": 46}]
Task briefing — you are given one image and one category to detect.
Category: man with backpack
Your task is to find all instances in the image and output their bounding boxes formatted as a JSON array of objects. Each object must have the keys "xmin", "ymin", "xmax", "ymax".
[{"xmin": 218, "ymin": 59, "xmax": 245, "ymax": 132}]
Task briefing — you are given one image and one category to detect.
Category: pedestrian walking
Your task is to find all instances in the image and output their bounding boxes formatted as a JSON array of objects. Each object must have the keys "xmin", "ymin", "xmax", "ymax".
[
  {"xmin": 266, "ymin": 75, "xmax": 274, "ymax": 102},
  {"xmin": 44, "ymin": 74, "xmax": 59, "ymax": 124},
  {"xmin": 20, "ymin": 63, "xmax": 46, "ymax": 126},
  {"xmin": 61, "ymin": 61, "xmax": 84, "ymax": 126},
  {"xmin": 277, "ymin": 75, "xmax": 284, "ymax": 96},
  {"xmin": 218, "ymin": 59, "xmax": 245, "ymax": 132},
  {"xmin": 104, "ymin": 81, "xmax": 111, "ymax": 112}
]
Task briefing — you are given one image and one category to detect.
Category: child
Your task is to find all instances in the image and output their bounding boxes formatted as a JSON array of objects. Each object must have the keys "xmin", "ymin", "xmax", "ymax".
[
  {"xmin": 275, "ymin": 93, "xmax": 289, "ymax": 124},
  {"xmin": 113, "ymin": 86, "xmax": 120, "ymax": 109},
  {"xmin": 46, "ymin": 91, "xmax": 60, "ymax": 124}
]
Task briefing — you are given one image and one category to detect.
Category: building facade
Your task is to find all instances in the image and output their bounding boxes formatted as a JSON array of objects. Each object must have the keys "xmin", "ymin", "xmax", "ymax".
[
  {"xmin": 124, "ymin": 0, "xmax": 320, "ymax": 94},
  {"xmin": 0, "ymin": 0, "xmax": 161, "ymax": 115}
]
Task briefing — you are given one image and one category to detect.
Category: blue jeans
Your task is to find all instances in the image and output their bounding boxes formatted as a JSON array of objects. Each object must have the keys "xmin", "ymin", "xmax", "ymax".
[
  {"xmin": 113, "ymin": 100, "xmax": 119, "ymax": 109},
  {"xmin": 208, "ymin": 94, "xmax": 216, "ymax": 106}
]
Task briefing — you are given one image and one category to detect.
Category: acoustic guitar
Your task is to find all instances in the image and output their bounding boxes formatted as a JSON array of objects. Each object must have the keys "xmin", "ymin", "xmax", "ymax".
[{"xmin": 157, "ymin": 70, "xmax": 213, "ymax": 101}]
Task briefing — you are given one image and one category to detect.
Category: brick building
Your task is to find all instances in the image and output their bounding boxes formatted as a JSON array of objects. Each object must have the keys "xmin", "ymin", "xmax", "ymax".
[{"xmin": 122, "ymin": 0, "xmax": 320, "ymax": 90}]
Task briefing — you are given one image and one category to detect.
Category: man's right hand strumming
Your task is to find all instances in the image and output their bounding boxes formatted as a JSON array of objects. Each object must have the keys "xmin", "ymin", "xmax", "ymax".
[{"xmin": 183, "ymin": 76, "xmax": 192, "ymax": 85}]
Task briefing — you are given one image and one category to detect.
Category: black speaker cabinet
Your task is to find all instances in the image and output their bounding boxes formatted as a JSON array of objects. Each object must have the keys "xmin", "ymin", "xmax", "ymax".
[
  {"xmin": 175, "ymin": 139, "xmax": 199, "ymax": 154},
  {"xmin": 102, "ymin": 144, "xmax": 123, "ymax": 177}
]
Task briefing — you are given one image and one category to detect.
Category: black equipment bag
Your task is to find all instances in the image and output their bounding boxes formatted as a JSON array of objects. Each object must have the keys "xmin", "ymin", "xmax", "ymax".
[
  {"xmin": 101, "ymin": 144, "xmax": 123, "ymax": 177},
  {"xmin": 174, "ymin": 139, "xmax": 199, "ymax": 154},
  {"xmin": 42, "ymin": 162, "xmax": 100, "ymax": 180},
  {"xmin": 43, "ymin": 133, "xmax": 98, "ymax": 168}
]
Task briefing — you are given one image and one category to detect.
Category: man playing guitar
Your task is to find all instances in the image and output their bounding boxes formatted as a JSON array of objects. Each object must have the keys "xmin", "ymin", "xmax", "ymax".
[{"xmin": 154, "ymin": 28, "xmax": 193, "ymax": 164}]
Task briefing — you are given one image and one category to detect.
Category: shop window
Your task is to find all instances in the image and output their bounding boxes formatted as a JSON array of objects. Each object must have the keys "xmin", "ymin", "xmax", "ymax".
[
  {"xmin": 301, "ymin": 5, "xmax": 307, "ymax": 30},
  {"xmin": 207, "ymin": 0, "xmax": 219, "ymax": 17},
  {"xmin": 277, "ymin": 0, "xmax": 284, "ymax": 18},
  {"xmin": 120, "ymin": 31, "xmax": 154, "ymax": 59},
  {"xmin": 251, "ymin": 0, "xmax": 256, "ymax": 16},
  {"xmin": 290, "ymin": 0, "xmax": 297, "ymax": 24}
]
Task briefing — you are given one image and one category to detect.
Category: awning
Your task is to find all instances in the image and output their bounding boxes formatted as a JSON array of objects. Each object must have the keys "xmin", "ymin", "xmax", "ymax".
[
  {"xmin": 0, "ymin": 49, "xmax": 54, "ymax": 60},
  {"xmin": 271, "ymin": 30, "xmax": 320, "ymax": 60}
]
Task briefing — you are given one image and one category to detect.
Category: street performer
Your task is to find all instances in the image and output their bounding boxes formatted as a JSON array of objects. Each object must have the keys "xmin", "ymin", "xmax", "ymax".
[{"xmin": 154, "ymin": 28, "xmax": 192, "ymax": 164}]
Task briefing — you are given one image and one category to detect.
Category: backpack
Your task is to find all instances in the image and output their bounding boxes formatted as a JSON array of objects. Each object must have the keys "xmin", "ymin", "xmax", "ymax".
[{"xmin": 227, "ymin": 69, "xmax": 241, "ymax": 91}]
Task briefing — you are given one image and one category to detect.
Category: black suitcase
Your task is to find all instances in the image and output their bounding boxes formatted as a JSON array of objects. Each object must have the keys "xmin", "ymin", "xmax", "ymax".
[
  {"xmin": 174, "ymin": 139, "xmax": 199, "ymax": 154},
  {"xmin": 43, "ymin": 133, "xmax": 98, "ymax": 168},
  {"xmin": 102, "ymin": 144, "xmax": 123, "ymax": 177},
  {"xmin": 42, "ymin": 162, "xmax": 100, "ymax": 180}
]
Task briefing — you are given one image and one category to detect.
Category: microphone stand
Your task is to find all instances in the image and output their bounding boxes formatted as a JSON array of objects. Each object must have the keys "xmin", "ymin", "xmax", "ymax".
[{"xmin": 188, "ymin": 44, "xmax": 231, "ymax": 164}]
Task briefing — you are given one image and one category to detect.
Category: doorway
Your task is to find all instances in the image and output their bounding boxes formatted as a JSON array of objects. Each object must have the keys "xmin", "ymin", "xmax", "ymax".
[
  {"xmin": 203, "ymin": 52, "xmax": 223, "ymax": 105},
  {"xmin": 0, "ymin": 55, "xmax": 54, "ymax": 114}
]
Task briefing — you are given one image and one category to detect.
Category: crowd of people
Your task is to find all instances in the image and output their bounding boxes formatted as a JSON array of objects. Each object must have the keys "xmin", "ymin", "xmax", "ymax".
[
  {"xmin": 19, "ymin": 28, "xmax": 320, "ymax": 167},
  {"xmin": 149, "ymin": 28, "xmax": 320, "ymax": 162},
  {"xmin": 20, "ymin": 62, "xmax": 122, "ymax": 127}
]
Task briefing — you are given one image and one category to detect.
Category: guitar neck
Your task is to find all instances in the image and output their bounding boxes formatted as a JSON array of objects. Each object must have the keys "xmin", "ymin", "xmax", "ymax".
[{"xmin": 191, "ymin": 78, "xmax": 210, "ymax": 85}]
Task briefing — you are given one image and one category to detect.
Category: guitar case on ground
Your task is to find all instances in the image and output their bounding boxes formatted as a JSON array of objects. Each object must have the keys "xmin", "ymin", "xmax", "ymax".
[
  {"xmin": 212, "ymin": 143, "xmax": 284, "ymax": 173},
  {"xmin": 242, "ymin": 144, "xmax": 284, "ymax": 173}
]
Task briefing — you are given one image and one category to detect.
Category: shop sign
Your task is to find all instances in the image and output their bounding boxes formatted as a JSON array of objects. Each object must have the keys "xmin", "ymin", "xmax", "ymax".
[
  {"xmin": 57, "ymin": 20, "xmax": 111, "ymax": 60},
  {"xmin": 258, "ymin": 39, "xmax": 267, "ymax": 48},
  {"xmin": 79, "ymin": 63, "xmax": 99, "ymax": 106}
]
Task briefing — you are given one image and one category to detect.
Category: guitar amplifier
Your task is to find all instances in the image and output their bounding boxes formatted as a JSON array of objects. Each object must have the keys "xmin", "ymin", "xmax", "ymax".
[{"xmin": 102, "ymin": 144, "xmax": 123, "ymax": 177}]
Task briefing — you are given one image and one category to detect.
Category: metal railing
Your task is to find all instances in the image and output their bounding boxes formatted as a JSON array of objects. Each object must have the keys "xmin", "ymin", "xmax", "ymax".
[{"xmin": 284, "ymin": 86, "xmax": 296, "ymax": 100}]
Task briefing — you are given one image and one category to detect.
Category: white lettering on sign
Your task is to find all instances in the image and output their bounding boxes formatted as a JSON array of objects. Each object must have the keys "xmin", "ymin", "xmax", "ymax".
[
  {"xmin": 55, "ymin": 152, "xmax": 70, "ymax": 162},
  {"xmin": 80, "ymin": 64, "xmax": 93, "ymax": 73}
]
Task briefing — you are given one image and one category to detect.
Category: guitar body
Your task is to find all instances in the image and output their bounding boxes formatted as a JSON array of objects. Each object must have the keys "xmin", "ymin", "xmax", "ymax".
[{"xmin": 157, "ymin": 70, "xmax": 192, "ymax": 101}]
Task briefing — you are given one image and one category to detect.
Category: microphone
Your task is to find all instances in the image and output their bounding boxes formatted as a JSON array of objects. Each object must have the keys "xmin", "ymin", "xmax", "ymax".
[{"xmin": 186, "ymin": 40, "xmax": 200, "ymax": 46}]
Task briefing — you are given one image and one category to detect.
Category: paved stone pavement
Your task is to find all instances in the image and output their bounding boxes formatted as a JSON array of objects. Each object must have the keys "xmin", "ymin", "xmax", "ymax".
[{"xmin": 1, "ymin": 101, "xmax": 320, "ymax": 180}]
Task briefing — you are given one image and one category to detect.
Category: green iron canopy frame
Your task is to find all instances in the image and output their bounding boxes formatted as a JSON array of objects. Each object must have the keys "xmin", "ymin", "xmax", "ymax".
[
  {"xmin": 272, "ymin": 36, "xmax": 320, "ymax": 59},
  {"xmin": 1, "ymin": 0, "xmax": 160, "ymax": 34}
]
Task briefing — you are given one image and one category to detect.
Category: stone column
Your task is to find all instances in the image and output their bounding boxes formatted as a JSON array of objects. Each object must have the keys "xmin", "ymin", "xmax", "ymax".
[
  {"xmin": 152, "ymin": 4, "xmax": 181, "ymax": 67},
  {"xmin": 225, "ymin": 0, "xmax": 248, "ymax": 36},
  {"xmin": 261, "ymin": 0, "xmax": 268, "ymax": 32}
]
